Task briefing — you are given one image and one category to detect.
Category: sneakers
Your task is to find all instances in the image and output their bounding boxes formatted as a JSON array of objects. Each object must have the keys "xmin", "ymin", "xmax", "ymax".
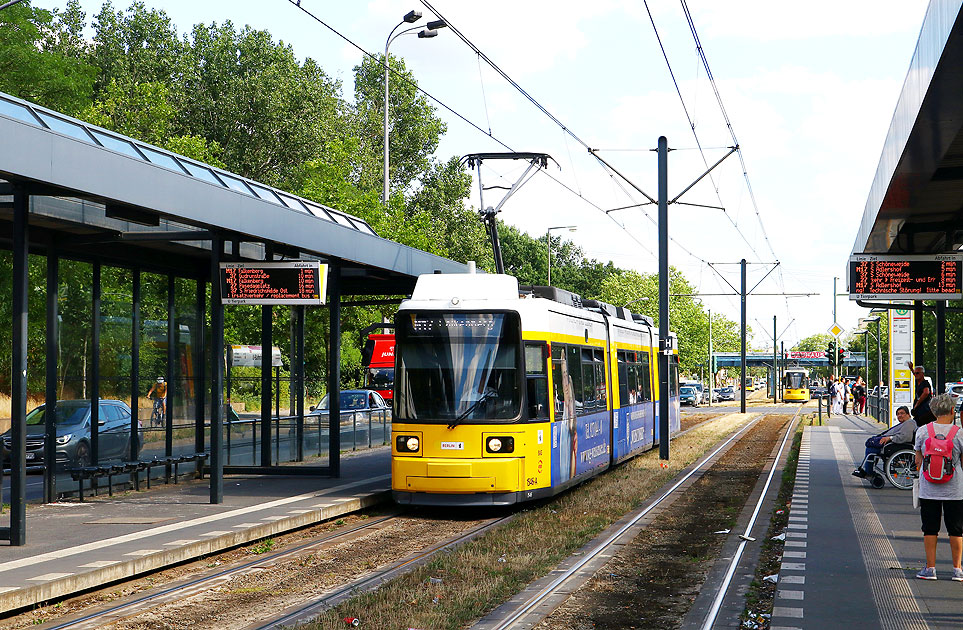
[
  {"xmin": 916, "ymin": 567, "xmax": 937, "ymax": 580},
  {"xmin": 953, "ymin": 568, "xmax": 963, "ymax": 582},
  {"xmin": 852, "ymin": 468, "xmax": 867, "ymax": 478}
]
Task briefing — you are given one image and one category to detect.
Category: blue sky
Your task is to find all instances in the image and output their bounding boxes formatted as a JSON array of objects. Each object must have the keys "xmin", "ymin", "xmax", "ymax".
[{"xmin": 41, "ymin": 0, "xmax": 931, "ymax": 348}]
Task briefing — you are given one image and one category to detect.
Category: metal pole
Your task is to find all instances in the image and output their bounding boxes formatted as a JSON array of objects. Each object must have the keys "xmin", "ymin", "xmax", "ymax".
[
  {"xmin": 44, "ymin": 249, "xmax": 58, "ymax": 503},
  {"xmin": 383, "ymin": 45, "xmax": 391, "ymax": 205},
  {"xmin": 130, "ymin": 270, "xmax": 140, "ymax": 461},
  {"xmin": 210, "ymin": 235, "xmax": 225, "ymax": 504},
  {"xmin": 8, "ymin": 186, "xmax": 28, "ymax": 545},
  {"xmin": 833, "ymin": 277, "xmax": 839, "ymax": 378},
  {"xmin": 261, "ymin": 248, "xmax": 273, "ymax": 469},
  {"xmin": 780, "ymin": 341, "xmax": 785, "ymax": 401},
  {"xmin": 740, "ymin": 258, "xmax": 747, "ymax": 414},
  {"xmin": 657, "ymin": 136, "xmax": 670, "ymax": 460},
  {"xmin": 166, "ymin": 275, "xmax": 175, "ymax": 459},
  {"xmin": 91, "ymin": 262, "xmax": 101, "ymax": 466},
  {"xmin": 547, "ymin": 228, "xmax": 551, "ymax": 286},
  {"xmin": 863, "ymin": 331, "xmax": 869, "ymax": 412},
  {"xmin": 329, "ymin": 262, "xmax": 342, "ymax": 475},
  {"xmin": 936, "ymin": 300, "xmax": 946, "ymax": 394},
  {"xmin": 707, "ymin": 309, "xmax": 712, "ymax": 408},
  {"xmin": 194, "ymin": 279, "xmax": 206, "ymax": 454},
  {"xmin": 296, "ymin": 306, "xmax": 305, "ymax": 462},
  {"xmin": 876, "ymin": 318, "xmax": 883, "ymax": 399},
  {"xmin": 773, "ymin": 315, "xmax": 777, "ymax": 403},
  {"xmin": 914, "ymin": 302, "xmax": 924, "ymax": 371}
]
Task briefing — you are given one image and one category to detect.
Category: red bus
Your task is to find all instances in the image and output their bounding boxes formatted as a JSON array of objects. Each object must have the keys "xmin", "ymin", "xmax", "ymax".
[{"xmin": 362, "ymin": 332, "xmax": 395, "ymax": 402}]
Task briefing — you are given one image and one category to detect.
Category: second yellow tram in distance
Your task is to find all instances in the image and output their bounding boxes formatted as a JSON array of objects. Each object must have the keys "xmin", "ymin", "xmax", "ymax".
[
  {"xmin": 782, "ymin": 368, "xmax": 811, "ymax": 402},
  {"xmin": 391, "ymin": 272, "xmax": 680, "ymax": 506}
]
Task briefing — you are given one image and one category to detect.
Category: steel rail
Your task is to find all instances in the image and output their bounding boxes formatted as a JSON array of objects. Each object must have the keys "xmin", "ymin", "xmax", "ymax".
[
  {"xmin": 252, "ymin": 514, "xmax": 516, "ymax": 630},
  {"xmin": 44, "ymin": 514, "xmax": 401, "ymax": 630},
  {"xmin": 490, "ymin": 413, "xmax": 764, "ymax": 630},
  {"xmin": 698, "ymin": 405, "xmax": 802, "ymax": 630}
]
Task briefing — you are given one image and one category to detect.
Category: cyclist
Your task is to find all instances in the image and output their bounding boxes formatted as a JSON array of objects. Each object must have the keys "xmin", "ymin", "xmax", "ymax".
[{"xmin": 147, "ymin": 377, "xmax": 168, "ymax": 421}]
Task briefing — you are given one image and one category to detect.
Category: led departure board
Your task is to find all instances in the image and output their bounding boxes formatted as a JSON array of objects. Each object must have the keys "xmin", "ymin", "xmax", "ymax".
[
  {"xmin": 848, "ymin": 254, "xmax": 963, "ymax": 300},
  {"xmin": 220, "ymin": 262, "xmax": 326, "ymax": 305}
]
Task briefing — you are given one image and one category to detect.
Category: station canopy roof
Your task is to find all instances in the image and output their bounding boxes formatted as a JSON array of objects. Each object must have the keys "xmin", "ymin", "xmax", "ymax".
[
  {"xmin": 0, "ymin": 91, "xmax": 467, "ymax": 293},
  {"xmin": 852, "ymin": 1, "xmax": 963, "ymax": 256}
]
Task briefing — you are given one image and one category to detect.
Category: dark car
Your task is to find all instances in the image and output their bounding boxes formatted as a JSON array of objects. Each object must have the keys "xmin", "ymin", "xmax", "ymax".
[
  {"xmin": 308, "ymin": 390, "xmax": 391, "ymax": 421},
  {"xmin": 680, "ymin": 386, "xmax": 699, "ymax": 406},
  {"xmin": 1, "ymin": 399, "xmax": 140, "ymax": 468}
]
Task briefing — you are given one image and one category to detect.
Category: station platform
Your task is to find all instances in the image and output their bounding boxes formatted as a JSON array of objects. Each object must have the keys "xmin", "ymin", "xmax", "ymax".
[
  {"xmin": 0, "ymin": 448, "xmax": 392, "ymax": 615},
  {"xmin": 769, "ymin": 413, "xmax": 963, "ymax": 630}
]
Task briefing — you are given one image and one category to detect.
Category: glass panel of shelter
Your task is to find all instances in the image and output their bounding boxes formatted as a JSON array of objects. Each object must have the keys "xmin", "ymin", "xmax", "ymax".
[{"xmin": 0, "ymin": 97, "xmax": 42, "ymax": 126}]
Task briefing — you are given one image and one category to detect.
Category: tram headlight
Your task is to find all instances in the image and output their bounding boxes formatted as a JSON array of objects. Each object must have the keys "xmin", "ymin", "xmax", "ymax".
[
  {"xmin": 486, "ymin": 436, "xmax": 514, "ymax": 454},
  {"xmin": 396, "ymin": 435, "xmax": 420, "ymax": 453}
]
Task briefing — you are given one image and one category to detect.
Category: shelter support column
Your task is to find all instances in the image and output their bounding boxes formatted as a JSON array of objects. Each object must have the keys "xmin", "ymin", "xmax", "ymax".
[
  {"xmin": 210, "ymin": 236, "xmax": 224, "ymax": 503},
  {"xmin": 936, "ymin": 301, "xmax": 946, "ymax": 393},
  {"xmin": 131, "ymin": 270, "xmax": 140, "ymax": 460},
  {"xmin": 914, "ymin": 303, "xmax": 924, "ymax": 370},
  {"xmin": 328, "ymin": 262, "xmax": 341, "ymax": 477},
  {"xmin": 261, "ymin": 247, "xmax": 273, "ymax": 468},
  {"xmin": 44, "ymin": 247, "xmax": 58, "ymax": 503},
  {"xmin": 6, "ymin": 186, "xmax": 28, "ymax": 545},
  {"xmin": 295, "ymin": 307, "xmax": 305, "ymax": 462},
  {"xmin": 166, "ymin": 275, "xmax": 175, "ymax": 459},
  {"xmin": 90, "ymin": 262, "xmax": 101, "ymax": 464},
  {"xmin": 195, "ymin": 279, "xmax": 206, "ymax": 454}
]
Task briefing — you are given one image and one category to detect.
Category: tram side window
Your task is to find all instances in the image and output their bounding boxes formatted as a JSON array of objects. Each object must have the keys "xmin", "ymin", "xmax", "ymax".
[
  {"xmin": 639, "ymin": 351, "xmax": 652, "ymax": 401},
  {"xmin": 594, "ymin": 349, "xmax": 607, "ymax": 408},
  {"xmin": 567, "ymin": 346, "xmax": 584, "ymax": 408},
  {"xmin": 627, "ymin": 355, "xmax": 639, "ymax": 404},
  {"xmin": 525, "ymin": 343, "xmax": 549, "ymax": 419},
  {"xmin": 617, "ymin": 351, "xmax": 630, "ymax": 405},
  {"xmin": 552, "ymin": 345, "xmax": 565, "ymax": 418}
]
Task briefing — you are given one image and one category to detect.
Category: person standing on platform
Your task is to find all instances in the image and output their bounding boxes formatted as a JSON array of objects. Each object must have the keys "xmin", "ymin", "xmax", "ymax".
[
  {"xmin": 853, "ymin": 376, "xmax": 867, "ymax": 415},
  {"xmin": 914, "ymin": 394, "xmax": 963, "ymax": 581},
  {"xmin": 908, "ymin": 362, "xmax": 936, "ymax": 426},
  {"xmin": 841, "ymin": 378, "xmax": 851, "ymax": 414},
  {"xmin": 830, "ymin": 378, "xmax": 843, "ymax": 416}
]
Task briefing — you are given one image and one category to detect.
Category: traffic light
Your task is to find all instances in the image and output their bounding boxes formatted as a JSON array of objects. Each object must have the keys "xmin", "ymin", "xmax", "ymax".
[
  {"xmin": 838, "ymin": 347, "xmax": 846, "ymax": 365},
  {"xmin": 826, "ymin": 345, "xmax": 835, "ymax": 365}
]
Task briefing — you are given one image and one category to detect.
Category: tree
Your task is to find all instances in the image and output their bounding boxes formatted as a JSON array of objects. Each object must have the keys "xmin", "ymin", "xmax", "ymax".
[
  {"xmin": 0, "ymin": 1, "xmax": 96, "ymax": 115},
  {"xmin": 353, "ymin": 54, "xmax": 445, "ymax": 196},
  {"xmin": 794, "ymin": 333, "xmax": 834, "ymax": 352}
]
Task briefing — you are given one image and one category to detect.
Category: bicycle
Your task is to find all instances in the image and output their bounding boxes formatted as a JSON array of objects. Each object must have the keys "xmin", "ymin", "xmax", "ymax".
[{"xmin": 150, "ymin": 397, "xmax": 165, "ymax": 427}]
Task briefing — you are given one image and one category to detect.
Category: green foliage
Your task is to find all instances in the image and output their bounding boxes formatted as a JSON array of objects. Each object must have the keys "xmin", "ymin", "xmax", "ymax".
[
  {"xmin": 793, "ymin": 333, "xmax": 833, "ymax": 352},
  {"xmin": 0, "ymin": 0, "xmax": 95, "ymax": 115}
]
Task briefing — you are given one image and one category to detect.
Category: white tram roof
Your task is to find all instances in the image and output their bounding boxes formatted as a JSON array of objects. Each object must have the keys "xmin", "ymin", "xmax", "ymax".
[{"xmin": 404, "ymin": 272, "xmax": 675, "ymax": 344}]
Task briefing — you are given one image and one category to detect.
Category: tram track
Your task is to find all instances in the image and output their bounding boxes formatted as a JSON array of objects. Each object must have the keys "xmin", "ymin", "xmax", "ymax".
[
  {"xmin": 478, "ymin": 407, "xmax": 802, "ymax": 630},
  {"xmin": 41, "ymin": 514, "xmax": 403, "ymax": 630},
  {"xmin": 6, "ymin": 410, "xmax": 767, "ymax": 630}
]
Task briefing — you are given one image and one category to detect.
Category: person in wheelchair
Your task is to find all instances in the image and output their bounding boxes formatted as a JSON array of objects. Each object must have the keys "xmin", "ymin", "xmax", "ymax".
[{"xmin": 853, "ymin": 405, "xmax": 915, "ymax": 478}]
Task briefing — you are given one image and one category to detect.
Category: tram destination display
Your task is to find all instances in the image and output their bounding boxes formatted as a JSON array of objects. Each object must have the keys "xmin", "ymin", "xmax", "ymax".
[
  {"xmin": 848, "ymin": 254, "xmax": 963, "ymax": 300},
  {"xmin": 220, "ymin": 261, "xmax": 326, "ymax": 305}
]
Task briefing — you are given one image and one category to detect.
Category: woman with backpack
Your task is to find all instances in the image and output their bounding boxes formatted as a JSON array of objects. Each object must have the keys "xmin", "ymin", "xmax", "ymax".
[{"xmin": 914, "ymin": 393, "xmax": 963, "ymax": 580}]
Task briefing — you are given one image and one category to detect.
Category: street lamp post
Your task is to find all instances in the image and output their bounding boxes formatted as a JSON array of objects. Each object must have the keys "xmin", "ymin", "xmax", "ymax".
[
  {"xmin": 383, "ymin": 12, "xmax": 446, "ymax": 205},
  {"xmin": 546, "ymin": 225, "xmax": 577, "ymax": 286}
]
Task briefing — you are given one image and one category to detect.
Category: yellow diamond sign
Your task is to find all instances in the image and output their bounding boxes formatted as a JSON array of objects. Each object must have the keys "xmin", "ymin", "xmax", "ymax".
[{"xmin": 828, "ymin": 323, "xmax": 844, "ymax": 337}]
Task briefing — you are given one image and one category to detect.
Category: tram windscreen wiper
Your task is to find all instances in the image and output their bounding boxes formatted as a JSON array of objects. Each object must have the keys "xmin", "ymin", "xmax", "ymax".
[{"xmin": 447, "ymin": 390, "xmax": 496, "ymax": 430}]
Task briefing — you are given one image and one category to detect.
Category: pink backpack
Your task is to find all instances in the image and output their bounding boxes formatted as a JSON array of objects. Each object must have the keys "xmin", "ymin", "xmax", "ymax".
[{"xmin": 922, "ymin": 423, "xmax": 960, "ymax": 484}]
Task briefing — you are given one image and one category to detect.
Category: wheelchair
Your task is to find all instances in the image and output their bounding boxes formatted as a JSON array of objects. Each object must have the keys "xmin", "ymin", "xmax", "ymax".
[{"xmin": 859, "ymin": 442, "xmax": 915, "ymax": 490}]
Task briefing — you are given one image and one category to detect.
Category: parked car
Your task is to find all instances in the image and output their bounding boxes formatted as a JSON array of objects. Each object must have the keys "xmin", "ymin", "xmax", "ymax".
[
  {"xmin": 308, "ymin": 390, "xmax": 391, "ymax": 421},
  {"xmin": 1, "ymin": 399, "xmax": 140, "ymax": 468},
  {"xmin": 945, "ymin": 382, "xmax": 963, "ymax": 404},
  {"xmin": 709, "ymin": 388, "xmax": 720, "ymax": 402},
  {"xmin": 682, "ymin": 381, "xmax": 708, "ymax": 404},
  {"xmin": 680, "ymin": 386, "xmax": 699, "ymax": 406},
  {"xmin": 717, "ymin": 386, "xmax": 735, "ymax": 401}
]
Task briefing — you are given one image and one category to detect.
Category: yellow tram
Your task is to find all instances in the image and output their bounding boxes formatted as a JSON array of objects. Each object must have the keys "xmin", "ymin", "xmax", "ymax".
[
  {"xmin": 782, "ymin": 368, "xmax": 810, "ymax": 403},
  {"xmin": 391, "ymin": 272, "xmax": 680, "ymax": 506}
]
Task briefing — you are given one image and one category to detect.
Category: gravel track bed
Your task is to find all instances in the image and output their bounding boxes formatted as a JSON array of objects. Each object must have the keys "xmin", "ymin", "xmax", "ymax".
[{"xmin": 535, "ymin": 414, "xmax": 792, "ymax": 630}]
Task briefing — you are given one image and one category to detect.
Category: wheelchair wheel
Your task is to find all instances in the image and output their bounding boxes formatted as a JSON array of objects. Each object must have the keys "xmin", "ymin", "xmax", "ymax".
[
  {"xmin": 871, "ymin": 474, "xmax": 886, "ymax": 489},
  {"xmin": 885, "ymin": 450, "xmax": 916, "ymax": 490}
]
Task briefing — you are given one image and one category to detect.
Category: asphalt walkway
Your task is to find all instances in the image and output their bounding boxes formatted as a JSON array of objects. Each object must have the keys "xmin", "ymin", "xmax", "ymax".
[
  {"xmin": 768, "ymin": 413, "xmax": 963, "ymax": 630},
  {"xmin": 0, "ymin": 448, "xmax": 391, "ymax": 614}
]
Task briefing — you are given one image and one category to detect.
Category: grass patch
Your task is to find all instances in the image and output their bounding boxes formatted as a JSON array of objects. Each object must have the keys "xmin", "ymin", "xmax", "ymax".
[
  {"xmin": 304, "ymin": 412, "xmax": 759, "ymax": 630},
  {"xmin": 246, "ymin": 538, "xmax": 275, "ymax": 555}
]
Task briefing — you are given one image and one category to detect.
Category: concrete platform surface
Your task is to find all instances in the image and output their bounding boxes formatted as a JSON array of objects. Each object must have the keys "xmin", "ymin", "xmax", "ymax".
[
  {"xmin": 767, "ymin": 413, "xmax": 963, "ymax": 630},
  {"xmin": 0, "ymin": 448, "xmax": 391, "ymax": 614}
]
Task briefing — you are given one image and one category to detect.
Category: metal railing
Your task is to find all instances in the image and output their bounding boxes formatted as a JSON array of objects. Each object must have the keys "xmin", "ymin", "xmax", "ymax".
[
  {"xmin": 867, "ymin": 393, "xmax": 890, "ymax": 425},
  {"xmin": 224, "ymin": 408, "xmax": 390, "ymax": 465}
]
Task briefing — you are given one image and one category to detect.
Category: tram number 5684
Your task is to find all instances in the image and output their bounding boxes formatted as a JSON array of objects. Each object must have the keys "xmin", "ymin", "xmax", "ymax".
[{"xmin": 526, "ymin": 476, "xmax": 538, "ymax": 487}]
